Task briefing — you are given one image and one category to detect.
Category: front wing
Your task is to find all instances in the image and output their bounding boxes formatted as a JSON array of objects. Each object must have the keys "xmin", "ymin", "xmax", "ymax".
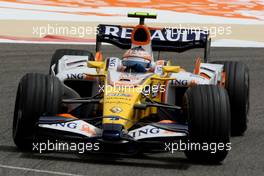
[{"xmin": 36, "ymin": 115, "xmax": 188, "ymax": 153}]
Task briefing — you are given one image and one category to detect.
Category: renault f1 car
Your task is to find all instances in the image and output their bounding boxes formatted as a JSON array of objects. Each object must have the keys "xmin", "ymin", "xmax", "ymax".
[{"xmin": 13, "ymin": 12, "xmax": 249, "ymax": 163}]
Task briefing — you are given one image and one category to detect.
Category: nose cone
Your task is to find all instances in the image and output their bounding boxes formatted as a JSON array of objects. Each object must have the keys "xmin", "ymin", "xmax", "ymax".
[
  {"xmin": 102, "ymin": 123, "xmax": 123, "ymax": 141},
  {"xmin": 103, "ymin": 92, "xmax": 138, "ymax": 130}
]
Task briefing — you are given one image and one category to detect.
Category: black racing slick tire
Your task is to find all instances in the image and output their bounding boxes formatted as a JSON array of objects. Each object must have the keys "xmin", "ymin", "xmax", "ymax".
[
  {"xmin": 13, "ymin": 73, "xmax": 64, "ymax": 150},
  {"xmin": 49, "ymin": 49, "xmax": 94, "ymax": 74},
  {"xmin": 212, "ymin": 61, "xmax": 249, "ymax": 136},
  {"xmin": 183, "ymin": 85, "xmax": 231, "ymax": 163}
]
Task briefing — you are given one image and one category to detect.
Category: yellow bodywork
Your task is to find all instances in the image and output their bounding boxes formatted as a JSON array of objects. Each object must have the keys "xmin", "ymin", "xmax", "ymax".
[{"xmin": 87, "ymin": 61, "xmax": 181, "ymax": 130}]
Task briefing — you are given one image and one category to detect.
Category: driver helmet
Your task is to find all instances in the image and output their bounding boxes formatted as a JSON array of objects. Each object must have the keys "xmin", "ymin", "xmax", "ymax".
[{"xmin": 122, "ymin": 46, "xmax": 152, "ymax": 72}]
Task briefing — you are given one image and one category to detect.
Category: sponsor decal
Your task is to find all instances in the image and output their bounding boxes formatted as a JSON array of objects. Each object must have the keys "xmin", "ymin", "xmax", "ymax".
[
  {"xmin": 128, "ymin": 125, "xmax": 186, "ymax": 140},
  {"xmin": 107, "ymin": 93, "xmax": 132, "ymax": 97},
  {"xmin": 130, "ymin": 127, "xmax": 160, "ymax": 138},
  {"xmin": 39, "ymin": 120, "xmax": 98, "ymax": 137},
  {"xmin": 172, "ymin": 79, "xmax": 199, "ymax": 86},
  {"xmin": 173, "ymin": 79, "xmax": 188, "ymax": 86},
  {"xmin": 105, "ymin": 97, "xmax": 131, "ymax": 101},
  {"xmin": 66, "ymin": 73, "xmax": 85, "ymax": 79},
  {"xmin": 100, "ymin": 25, "xmax": 207, "ymax": 42},
  {"xmin": 104, "ymin": 100, "xmax": 131, "ymax": 106},
  {"xmin": 154, "ymin": 65, "xmax": 163, "ymax": 75},
  {"xmin": 110, "ymin": 106, "xmax": 123, "ymax": 113},
  {"xmin": 108, "ymin": 116, "xmax": 120, "ymax": 120},
  {"xmin": 53, "ymin": 122, "xmax": 78, "ymax": 129},
  {"xmin": 109, "ymin": 58, "xmax": 116, "ymax": 68}
]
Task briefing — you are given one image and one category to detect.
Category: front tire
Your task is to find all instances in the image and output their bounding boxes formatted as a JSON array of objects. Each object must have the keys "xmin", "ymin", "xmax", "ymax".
[
  {"xmin": 183, "ymin": 85, "xmax": 231, "ymax": 163},
  {"xmin": 13, "ymin": 73, "xmax": 63, "ymax": 150}
]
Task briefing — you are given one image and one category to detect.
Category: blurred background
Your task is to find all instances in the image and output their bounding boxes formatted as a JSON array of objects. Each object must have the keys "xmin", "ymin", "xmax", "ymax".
[{"xmin": 0, "ymin": 0, "xmax": 264, "ymax": 47}]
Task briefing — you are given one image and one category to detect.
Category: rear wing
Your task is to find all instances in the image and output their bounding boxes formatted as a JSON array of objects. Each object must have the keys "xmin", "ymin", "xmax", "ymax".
[{"xmin": 96, "ymin": 24, "xmax": 211, "ymax": 62}]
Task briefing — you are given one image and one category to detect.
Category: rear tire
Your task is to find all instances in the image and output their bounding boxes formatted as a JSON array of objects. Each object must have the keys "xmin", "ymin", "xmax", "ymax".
[
  {"xmin": 13, "ymin": 73, "xmax": 63, "ymax": 150},
  {"xmin": 49, "ymin": 49, "xmax": 94, "ymax": 74},
  {"xmin": 183, "ymin": 85, "xmax": 231, "ymax": 163},
  {"xmin": 212, "ymin": 61, "xmax": 249, "ymax": 136}
]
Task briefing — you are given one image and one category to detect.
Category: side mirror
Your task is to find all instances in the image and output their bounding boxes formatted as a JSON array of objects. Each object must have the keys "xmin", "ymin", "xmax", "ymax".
[
  {"xmin": 162, "ymin": 66, "xmax": 180, "ymax": 73},
  {"xmin": 87, "ymin": 61, "xmax": 104, "ymax": 69}
]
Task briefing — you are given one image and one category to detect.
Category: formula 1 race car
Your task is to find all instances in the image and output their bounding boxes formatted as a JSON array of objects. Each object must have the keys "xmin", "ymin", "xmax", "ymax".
[{"xmin": 13, "ymin": 12, "xmax": 249, "ymax": 163}]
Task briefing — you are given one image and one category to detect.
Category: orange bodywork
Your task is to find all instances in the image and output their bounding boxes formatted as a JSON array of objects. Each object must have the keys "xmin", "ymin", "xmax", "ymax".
[
  {"xmin": 158, "ymin": 120, "xmax": 176, "ymax": 123},
  {"xmin": 95, "ymin": 51, "xmax": 103, "ymax": 61},
  {"xmin": 57, "ymin": 113, "xmax": 77, "ymax": 119},
  {"xmin": 220, "ymin": 72, "xmax": 226, "ymax": 87},
  {"xmin": 194, "ymin": 57, "xmax": 201, "ymax": 75},
  {"xmin": 200, "ymin": 73, "xmax": 211, "ymax": 80},
  {"xmin": 131, "ymin": 25, "xmax": 151, "ymax": 46}
]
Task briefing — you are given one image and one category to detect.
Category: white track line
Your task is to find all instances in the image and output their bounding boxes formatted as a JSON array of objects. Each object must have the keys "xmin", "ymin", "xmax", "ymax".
[{"xmin": 0, "ymin": 164, "xmax": 84, "ymax": 176}]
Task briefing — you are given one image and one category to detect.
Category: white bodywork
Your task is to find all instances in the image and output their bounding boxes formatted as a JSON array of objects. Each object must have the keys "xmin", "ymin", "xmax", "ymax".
[
  {"xmin": 39, "ymin": 120, "xmax": 101, "ymax": 138},
  {"xmin": 51, "ymin": 55, "xmax": 97, "ymax": 82},
  {"xmin": 169, "ymin": 63, "xmax": 224, "ymax": 86},
  {"xmin": 199, "ymin": 63, "xmax": 224, "ymax": 84},
  {"xmin": 39, "ymin": 120, "xmax": 186, "ymax": 140},
  {"xmin": 128, "ymin": 125, "xmax": 186, "ymax": 140}
]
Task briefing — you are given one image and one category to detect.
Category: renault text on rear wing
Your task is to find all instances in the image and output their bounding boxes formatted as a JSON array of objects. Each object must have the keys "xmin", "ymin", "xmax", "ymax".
[{"xmin": 96, "ymin": 24, "xmax": 211, "ymax": 56}]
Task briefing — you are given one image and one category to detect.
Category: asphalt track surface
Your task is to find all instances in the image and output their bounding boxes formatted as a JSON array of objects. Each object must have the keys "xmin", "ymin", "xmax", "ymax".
[{"xmin": 0, "ymin": 43, "xmax": 263, "ymax": 176}]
